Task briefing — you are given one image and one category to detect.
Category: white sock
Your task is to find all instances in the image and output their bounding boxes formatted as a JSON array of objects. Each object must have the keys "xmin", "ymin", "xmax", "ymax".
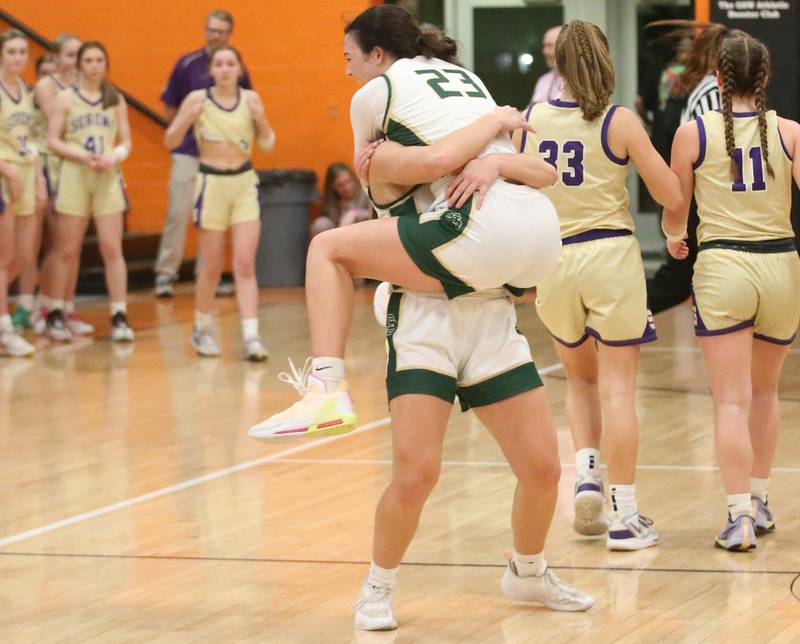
[
  {"xmin": 50, "ymin": 299, "xmax": 64, "ymax": 312},
  {"xmin": 17, "ymin": 294, "xmax": 35, "ymax": 310},
  {"xmin": 0, "ymin": 314, "xmax": 12, "ymax": 333},
  {"xmin": 312, "ymin": 356, "xmax": 345, "ymax": 385},
  {"xmin": 40, "ymin": 295, "xmax": 51, "ymax": 310},
  {"xmin": 751, "ymin": 478, "xmax": 769, "ymax": 503},
  {"xmin": 576, "ymin": 447, "xmax": 600, "ymax": 474},
  {"xmin": 241, "ymin": 317, "xmax": 259, "ymax": 340},
  {"xmin": 512, "ymin": 549, "xmax": 547, "ymax": 577},
  {"xmin": 64, "ymin": 300, "xmax": 75, "ymax": 314},
  {"xmin": 110, "ymin": 302, "xmax": 127, "ymax": 316},
  {"xmin": 195, "ymin": 310, "xmax": 214, "ymax": 331},
  {"xmin": 366, "ymin": 561, "xmax": 398, "ymax": 588},
  {"xmin": 727, "ymin": 493, "xmax": 752, "ymax": 520},
  {"xmin": 610, "ymin": 484, "xmax": 637, "ymax": 517}
]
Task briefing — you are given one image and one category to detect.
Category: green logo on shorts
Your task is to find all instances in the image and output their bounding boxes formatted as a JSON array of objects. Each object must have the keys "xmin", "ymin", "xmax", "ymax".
[{"xmin": 443, "ymin": 209, "xmax": 464, "ymax": 231}]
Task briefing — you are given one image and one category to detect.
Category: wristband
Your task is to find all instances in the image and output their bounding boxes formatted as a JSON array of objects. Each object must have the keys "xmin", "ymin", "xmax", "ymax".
[
  {"xmin": 112, "ymin": 145, "xmax": 130, "ymax": 162},
  {"xmin": 257, "ymin": 130, "xmax": 276, "ymax": 152}
]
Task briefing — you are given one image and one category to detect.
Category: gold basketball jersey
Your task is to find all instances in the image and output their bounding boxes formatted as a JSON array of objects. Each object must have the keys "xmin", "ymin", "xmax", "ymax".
[
  {"xmin": 522, "ymin": 100, "xmax": 632, "ymax": 238},
  {"xmin": 0, "ymin": 79, "xmax": 35, "ymax": 164},
  {"xmin": 694, "ymin": 110, "xmax": 793, "ymax": 243},
  {"xmin": 195, "ymin": 88, "xmax": 254, "ymax": 154},
  {"xmin": 63, "ymin": 86, "xmax": 118, "ymax": 157}
]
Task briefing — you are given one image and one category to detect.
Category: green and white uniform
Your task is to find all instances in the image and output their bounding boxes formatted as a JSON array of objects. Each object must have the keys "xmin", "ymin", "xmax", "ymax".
[{"xmin": 351, "ymin": 56, "xmax": 560, "ymax": 299}]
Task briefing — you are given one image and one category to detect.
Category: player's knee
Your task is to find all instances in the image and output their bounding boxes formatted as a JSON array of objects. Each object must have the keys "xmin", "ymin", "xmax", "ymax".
[
  {"xmin": 99, "ymin": 240, "xmax": 123, "ymax": 264},
  {"xmin": 0, "ymin": 247, "xmax": 15, "ymax": 270},
  {"xmin": 232, "ymin": 256, "xmax": 255, "ymax": 279},
  {"xmin": 393, "ymin": 461, "xmax": 440, "ymax": 505},
  {"xmin": 517, "ymin": 454, "xmax": 560, "ymax": 491}
]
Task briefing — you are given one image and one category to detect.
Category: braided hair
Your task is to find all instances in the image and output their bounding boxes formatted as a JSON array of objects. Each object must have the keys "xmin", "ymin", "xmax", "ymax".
[
  {"xmin": 717, "ymin": 32, "xmax": 774, "ymax": 181},
  {"xmin": 555, "ymin": 21, "xmax": 615, "ymax": 122}
]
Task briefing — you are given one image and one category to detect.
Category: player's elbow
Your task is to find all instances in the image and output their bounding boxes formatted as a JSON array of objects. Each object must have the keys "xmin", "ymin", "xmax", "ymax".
[{"xmin": 540, "ymin": 163, "xmax": 558, "ymax": 187}]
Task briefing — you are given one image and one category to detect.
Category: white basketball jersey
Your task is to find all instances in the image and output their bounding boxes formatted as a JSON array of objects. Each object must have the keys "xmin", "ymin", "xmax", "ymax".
[{"xmin": 351, "ymin": 56, "xmax": 514, "ymax": 210}]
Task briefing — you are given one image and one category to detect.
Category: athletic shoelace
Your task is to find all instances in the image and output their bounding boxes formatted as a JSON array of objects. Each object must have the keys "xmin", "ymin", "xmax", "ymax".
[{"xmin": 278, "ymin": 356, "xmax": 314, "ymax": 396}]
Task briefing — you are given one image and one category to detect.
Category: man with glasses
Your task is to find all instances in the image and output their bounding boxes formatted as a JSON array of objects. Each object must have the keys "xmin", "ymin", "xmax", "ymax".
[{"xmin": 154, "ymin": 9, "xmax": 252, "ymax": 297}]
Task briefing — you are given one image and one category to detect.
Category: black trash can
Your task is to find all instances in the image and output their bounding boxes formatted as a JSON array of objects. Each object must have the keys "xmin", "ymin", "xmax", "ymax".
[{"xmin": 255, "ymin": 169, "xmax": 318, "ymax": 286}]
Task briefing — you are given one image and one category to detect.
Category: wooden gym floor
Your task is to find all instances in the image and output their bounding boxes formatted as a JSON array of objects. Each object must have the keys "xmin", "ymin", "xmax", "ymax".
[{"xmin": 1, "ymin": 286, "xmax": 799, "ymax": 643}]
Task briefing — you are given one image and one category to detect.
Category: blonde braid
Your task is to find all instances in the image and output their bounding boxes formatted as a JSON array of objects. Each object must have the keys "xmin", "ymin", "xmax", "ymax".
[{"xmin": 752, "ymin": 47, "xmax": 774, "ymax": 178}]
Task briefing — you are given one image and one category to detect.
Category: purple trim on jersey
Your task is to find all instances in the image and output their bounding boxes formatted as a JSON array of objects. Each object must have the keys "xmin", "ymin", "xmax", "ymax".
[
  {"xmin": 693, "ymin": 117, "xmax": 707, "ymax": 170},
  {"xmin": 586, "ymin": 322, "xmax": 658, "ymax": 347},
  {"xmin": 778, "ymin": 128, "xmax": 793, "ymax": 161},
  {"xmin": 161, "ymin": 47, "xmax": 253, "ymax": 156},
  {"xmin": 49, "ymin": 74, "xmax": 66, "ymax": 90},
  {"xmin": 73, "ymin": 86, "xmax": 102, "ymax": 107},
  {"xmin": 193, "ymin": 174, "xmax": 207, "ymax": 228},
  {"xmin": 754, "ymin": 331, "xmax": 797, "ymax": 346},
  {"xmin": 562, "ymin": 228, "xmax": 632, "ymax": 245},
  {"xmin": 0, "ymin": 189, "xmax": 5, "ymax": 214},
  {"xmin": 692, "ymin": 291, "xmax": 753, "ymax": 336},
  {"xmin": 548, "ymin": 98, "xmax": 578, "ymax": 108},
  {"xmin": 0, "ymin": 79, "xmax": 23, "ymax": 104},
  {"xmin": 207, "ymin": 87, "xmax": 241, "ymax": 112},
  {"xmin": 576, "ymin": 482, "xmax": 602, "ymax": 494},
  {"xmin": 601, "ymin": 105, "xmax": 628, "ymax": 165},
  {"xmin": 732, "ymin": 111, "xmax": 758, "ymax": 117},
  {"xmin": 519, "ymin": 102, "xmax": 535, "ymax": 154}
]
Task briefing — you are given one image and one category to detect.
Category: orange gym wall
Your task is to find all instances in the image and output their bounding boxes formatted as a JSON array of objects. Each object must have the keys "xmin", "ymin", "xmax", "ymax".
[{"xmin": 6, "ymin": 1, "xmax": 370, "ymax": 251}]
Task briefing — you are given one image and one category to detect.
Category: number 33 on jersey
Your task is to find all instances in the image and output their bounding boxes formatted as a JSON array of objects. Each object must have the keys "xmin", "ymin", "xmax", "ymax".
[{"xmin": 522, "ymin": 99, "xmax": 634, "ymax": 238}]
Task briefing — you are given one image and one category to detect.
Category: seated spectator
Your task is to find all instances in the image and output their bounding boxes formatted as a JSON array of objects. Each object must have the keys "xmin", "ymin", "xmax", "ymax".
[{"xmin": 312, "ymin": 163, "xmax": 372, "ymax": 237}]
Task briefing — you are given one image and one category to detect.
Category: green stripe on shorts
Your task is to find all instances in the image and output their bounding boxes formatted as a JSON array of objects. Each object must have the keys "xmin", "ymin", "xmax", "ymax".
[
  {"xmin": 385, "ymin": 291, "xmax": 457, "ymax": 404},
  {"xmin": 397, "ymin": 197, "xmax": 475, "ymax": 299},
  {"xmin": 457, "ymin": 362, "xmax": 542, "ymax": 410}
]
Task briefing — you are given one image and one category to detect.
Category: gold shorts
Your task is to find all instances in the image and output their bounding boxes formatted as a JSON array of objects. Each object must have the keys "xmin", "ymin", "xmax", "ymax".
[
  {"xmin": 55, "ymin": 159, "xmax": 128, "ymax": 217},
  {"xmin": 693, "ymin": 247, "xmax": 800, "ymax": 344},
  {"xmin": 192, "ymin": 168, "xmax": 260, "ymax": 231},
  {"xmin": 0, "ymin": 161, "xmax": 37, "ymax": 217},
  {"xmin": 42, "ymin": 152, "xmax": 62, "ymax": 198},
  {"xmin": 535, "ymin": 231, "xmax": 656, "ymax": 346}
]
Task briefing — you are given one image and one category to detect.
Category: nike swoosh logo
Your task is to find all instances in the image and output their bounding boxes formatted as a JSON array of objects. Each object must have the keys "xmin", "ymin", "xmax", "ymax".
[{"xmin": 315, "ymin": 366, "xmax": 331, "ymax": 371}]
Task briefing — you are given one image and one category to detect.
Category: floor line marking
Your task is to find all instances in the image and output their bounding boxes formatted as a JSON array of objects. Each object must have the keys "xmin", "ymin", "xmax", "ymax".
[
  {"xmin": 0, "ymin": 551, "xmax": 796, "ymax": 577},
  {"xmin": 0, "ymin": 417, "xmax": 390, "ymax": 549},
  {"xmin": 268, "ymin": 457, "xmax": 800, "ymax": 474}
]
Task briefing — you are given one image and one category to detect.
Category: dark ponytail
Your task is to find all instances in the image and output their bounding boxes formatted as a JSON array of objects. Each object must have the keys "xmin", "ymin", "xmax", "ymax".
[
  {"xmin": 345, "ymin": 5, "xmax": 458, "ymax": 64},
  {"xmin": 77, "ymin": 41, "xmax": 119, "ymax": 110}
]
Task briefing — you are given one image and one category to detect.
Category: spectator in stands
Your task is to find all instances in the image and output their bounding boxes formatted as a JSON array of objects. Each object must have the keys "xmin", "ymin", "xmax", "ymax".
[
  {"xmin": 154, "ymin": 9, "xmax": 252, "ymax": 298},
  {"xmin": 530, "ymin": 25, "xmax": 563, "ymax": 104},
  {"xmin": 311, "ymin": 163, "xmax": 372, "ymax": 238}
]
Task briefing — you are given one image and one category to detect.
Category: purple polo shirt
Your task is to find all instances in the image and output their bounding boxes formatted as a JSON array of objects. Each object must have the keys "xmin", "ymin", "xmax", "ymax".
[{"xmin": 161, "ymin": 47, "xmax": 253, "ymax": 156}]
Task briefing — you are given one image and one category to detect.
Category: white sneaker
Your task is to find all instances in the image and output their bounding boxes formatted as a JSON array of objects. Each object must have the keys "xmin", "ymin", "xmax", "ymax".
[
  {"xmin": 0, "ymin": 331, "xmax": 35, "ymax": 357},
  {"xmin": 244, "ymin": 336, "xmax": 268, "ymax": 362},
  {"xmin": 110, "ymin": 312, "xmax": 135, "ymax": 343},
  {"xmin": 501, "ymin": 561, "xmax": 593, "ymax": 611},
  {"xmin": 248, "ymin": 357, "xmax": 358, "ymax": 440},
  {"xmin": 354, "ymin": 581, "xmax": 397, "ymax": 631},
  {"xmin": 33, "ymin": 306, "xmax": 48, "ymax": 336},
  {"xmin": 66, "ymin": 312, "xmax": 95, "ymax": 336},
  {"xmin": 46, "ymin": 310, "xmax": 73, "ymax": 343},
  {"xmin": 190, "ymin": 327, "xmax": 221, "ymax": 357},
  {"xmin": 607, "ymin": 512, "xmax": 659, "ymax": 551},
  {"xmin": 573, "ymin": 470, "xmax": 608, "ymax": 536}
]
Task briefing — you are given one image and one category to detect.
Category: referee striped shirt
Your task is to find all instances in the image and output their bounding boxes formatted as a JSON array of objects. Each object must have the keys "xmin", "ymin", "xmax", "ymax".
[{"xmin": 680, "ymin": 74, "xmax": 720, "ymax": 123}]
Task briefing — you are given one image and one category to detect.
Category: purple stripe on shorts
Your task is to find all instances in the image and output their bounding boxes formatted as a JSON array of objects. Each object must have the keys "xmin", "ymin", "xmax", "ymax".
[
  {"xmin": 586, "ymin": 324, "xmax": 658, "ymax": 347},
  {"xmin": 550, "ymin": 331, "xmax": 590, "ymax": 348},
  {"xmin": 576, "ymin": 482, "xmax": 602, "ymax": 494},
  {"xmin": 693, "ymin": 117, "xmax": 707, "ymax": 170},
  {"xmin": 193, "ymin": 174, "xmax": 206, "ymax": 228},
  {"xmin": 601, "ymin": 105, "xmax": 628, "ymax": 165},
  {"xmin": 519, "ymin": 102, "xmax": 535, "ymax": 154},
  {"xmin": 562, "ymin": 228, "xmax": 632, "ymax": 245},
  {"xmin": 753, "ymin": 332, "xmax": 796, "ymax": 346}
]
